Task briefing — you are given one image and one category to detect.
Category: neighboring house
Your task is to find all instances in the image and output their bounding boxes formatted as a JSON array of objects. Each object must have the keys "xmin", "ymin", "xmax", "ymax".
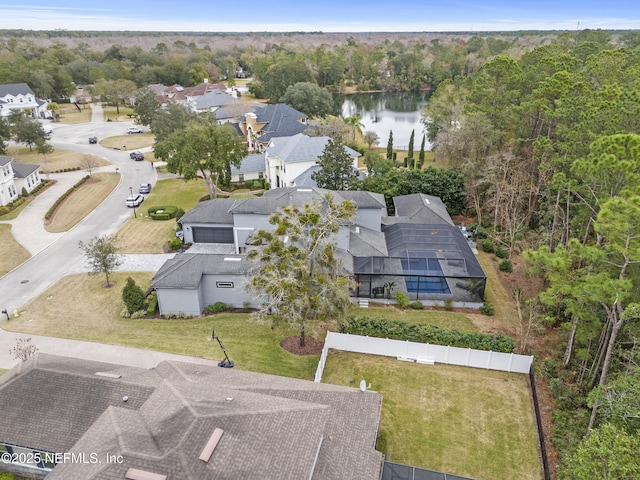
[
  {"xmin": 154, "ymin": 187, "xmax": 485, "ymax": 315},
  {"xmin": 0, "ymin": 83, "xmax": 51, "ymax": 119},
  {"xmin": 186, "ymin": 89, "xmax": 252, "ymax": 125},
  {"xmin": 0, "ymin": 156, "xmax": 41, "ymax": 206},
  {"xmin": 230, "ymin": 153, "xmax": 265, "ymax": 183},
  {"xmin": 264, "ymin": 133, "xmax": 362, "ymax": 189},
  {"xmin": 235, "ymin": 104, "xmax": 308, "ymax": 152},
  {"xmin": 150, "ymin": 81, "xmax": 227, "ymax": 107},
  {"xmin": 0, "ymin": 353, "xmax": 383, "ymax": 480}
]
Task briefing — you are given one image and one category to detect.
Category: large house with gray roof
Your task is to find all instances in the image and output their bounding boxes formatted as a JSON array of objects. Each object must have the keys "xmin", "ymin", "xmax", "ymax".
[
  {"xmin": 0, "ymin": 353, "xmax": 383, "ymax": 479},
  {"xmin": 152, "ymin": 188, "xmax": 485, "ymax": 316},
  {"xmin": 235, "ymin": 104, "xmax": 308, "ymax": 153}
]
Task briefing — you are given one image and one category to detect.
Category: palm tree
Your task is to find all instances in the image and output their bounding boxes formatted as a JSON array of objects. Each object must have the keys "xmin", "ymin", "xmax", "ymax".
[{"xmin": 343, "ymin": 115, "xmax": 364, "ymax": 142}]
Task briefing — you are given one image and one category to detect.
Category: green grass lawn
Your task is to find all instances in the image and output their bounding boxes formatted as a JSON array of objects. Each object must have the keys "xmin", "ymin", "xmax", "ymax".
[{"xmin": 322, "ymin": 352, "xmax": 541, "ymax": 480}]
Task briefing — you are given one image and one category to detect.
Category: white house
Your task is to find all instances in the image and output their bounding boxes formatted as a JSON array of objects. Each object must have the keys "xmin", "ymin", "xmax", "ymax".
[
  {"xmin": 0, "ymin": 83, "xmax": 51, "ymax": 119},
  {"xmin": 264, "ymin": 134, "xmax": 361, "ymax": 189},
  {"xmin": 0, "ymin": 156, "xmax": 42, "ymax": 206}
]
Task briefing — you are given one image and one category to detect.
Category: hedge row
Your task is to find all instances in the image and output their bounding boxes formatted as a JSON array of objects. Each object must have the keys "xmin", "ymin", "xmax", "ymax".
[
  {"xmin": 147, "ymin": 205, "xmax": 184, "ymax": 221},
  {"xmin": 45, "ymin": 175, "xmax": 89, "ymax": 220},
  {"xmin": 338, "ymin": 316, "xmax": 516, "ymax": 353}
]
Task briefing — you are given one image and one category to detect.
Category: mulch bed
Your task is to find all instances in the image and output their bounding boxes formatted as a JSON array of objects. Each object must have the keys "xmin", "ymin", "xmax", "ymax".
[{"xmin": 280, "ymin": 336, "xmax": 324, "ymax": 355}]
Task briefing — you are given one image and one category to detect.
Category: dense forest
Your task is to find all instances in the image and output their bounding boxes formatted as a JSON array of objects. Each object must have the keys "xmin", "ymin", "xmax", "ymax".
[{"xmin": 2, "ymin": 27, "xmax": 640, "ymax": 478}]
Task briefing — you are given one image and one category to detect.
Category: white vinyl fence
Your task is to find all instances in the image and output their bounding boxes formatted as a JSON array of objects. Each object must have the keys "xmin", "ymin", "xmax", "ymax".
[{"xmin": 314, "ymin": 332, "xmax": 533, "ymax": 382}]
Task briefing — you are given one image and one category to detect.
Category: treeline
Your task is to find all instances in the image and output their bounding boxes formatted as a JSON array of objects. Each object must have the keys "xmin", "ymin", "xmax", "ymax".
[
  {"xmin": 423, "ymin": 28, "xmax": 640, "ymax": 476},
  {"xmin": 0, "ymin": 30, "xmax": 551, "ymax": 103}
]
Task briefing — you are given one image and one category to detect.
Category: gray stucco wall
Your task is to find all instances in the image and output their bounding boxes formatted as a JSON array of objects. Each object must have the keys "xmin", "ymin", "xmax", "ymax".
[
  {"xmin": 157, "ymin": 288, "xmax": 203, "ymax": 316},
  {"xmin": 201, "ymin": 274, "xmax": 258, "ymax": 308}
]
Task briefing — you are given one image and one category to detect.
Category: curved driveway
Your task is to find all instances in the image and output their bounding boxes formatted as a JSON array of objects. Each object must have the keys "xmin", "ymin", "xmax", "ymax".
[{"xmin": 0, "ymin": 105, "xmax": 194, "ymax": 369}]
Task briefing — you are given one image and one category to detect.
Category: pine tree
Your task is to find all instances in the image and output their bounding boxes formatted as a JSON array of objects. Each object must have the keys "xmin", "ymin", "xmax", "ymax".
[
  {"xmin": 419, "ymin": 134, "xmax": 426, "ymax": 169},
  {"xmin": 386, "ymin": 130, "xmax": 394, "ymax": 160},
  {"xmin": 407, "ymin": 129, "xmax": 415, "ymax": 168}
]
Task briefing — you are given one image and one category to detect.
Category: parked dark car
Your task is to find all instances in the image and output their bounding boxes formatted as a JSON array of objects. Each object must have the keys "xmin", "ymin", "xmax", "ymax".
[
  {"xmin": 139, "ymin": 183, "xmax": 152, "ymax": 194},
  {"xmin": 130, "ymin": 151, "xmax": 144, "ymax": 161},
  {"xmin": 126, "ymin": 194, "xmax": 144, "ymax": 208},
  {"xmin": 89, "ymin": 136, "xmax": 98, "ymax": 144}
]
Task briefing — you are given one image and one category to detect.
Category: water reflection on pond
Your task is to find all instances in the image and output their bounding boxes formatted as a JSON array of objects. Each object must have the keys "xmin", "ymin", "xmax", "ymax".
[{"xmin": 333, "ymin": 91, "xmax": 431, "ymax": 149}]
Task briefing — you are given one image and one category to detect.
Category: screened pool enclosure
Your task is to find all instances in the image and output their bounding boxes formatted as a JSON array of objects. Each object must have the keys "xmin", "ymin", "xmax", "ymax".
[{"xmin": 353, "ymin": 223, "xmax": 486, "ymax": 303}]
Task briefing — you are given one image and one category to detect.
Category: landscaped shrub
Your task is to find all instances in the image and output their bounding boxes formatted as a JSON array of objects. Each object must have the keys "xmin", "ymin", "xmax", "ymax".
[
  {"xmin": 499, "ymin": 259, "xmax": 513, "ymax": 272},
  {"xmin": 122, "ymin": 277, "xmax": 145, "ymax": 314},
  {"xmin": 479, "ymin": 302, "xmax": 494, "ymax": 316},
  {"xmin": 481, "ymin": 239, "xmax": 494, "ymax": 253},
  {"xmin": 444, "ymin": 298, "xmax": 453, "ymax": 311},
  {"xmin": 45, "ymin": 175, "xmax": 89, "ymax": 220},
  {"xmin": 147, "ymin": 205, "xmax": 182, "ymax": 220},
  {"xmin": 204, "ymin": 302, "xmax": 230, "ymax": 314},
  {"xmin": 147, "ymin": 294, "xmax": 158, "ymax": 315},
  {"xmin": 494, "ymin": 247, "xmax": 508, "ymax": 259},
  {"xmin": 21, "ymin": 187, "xmax": 28, "ymax": 197},
  {"xmin": 410, "ymin": 301, "xmax": 423, "ymax": 310},
  {"xmin": 168, "ymin": 238, "xmax": 182, "ymax": 251},
  {"xmin": 392, "ymin": 291, "xmax": 410, "ymax": 308},
  {"xmin": 339, "ymin": 316, "xmax": 516, "ymax": 352}
]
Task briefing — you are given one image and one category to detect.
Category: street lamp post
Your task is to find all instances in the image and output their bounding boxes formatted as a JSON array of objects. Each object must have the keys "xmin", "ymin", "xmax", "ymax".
[{"xmin": 129, "ymin": 186, "xmax": 137, "ymax": 218}]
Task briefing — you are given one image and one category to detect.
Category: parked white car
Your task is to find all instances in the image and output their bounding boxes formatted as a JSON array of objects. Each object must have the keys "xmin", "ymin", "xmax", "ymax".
[
  {"xmin": 126, "ymin": 127, "xmax": 143, "ymax": 134},
  {"xmin": 126, "ymin": 194, "xmax": 144, "ymax": 207}
]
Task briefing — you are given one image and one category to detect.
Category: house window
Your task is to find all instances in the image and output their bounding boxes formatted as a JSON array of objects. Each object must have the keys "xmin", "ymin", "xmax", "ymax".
[
  {"xmin": 216, "ymin": 282, "xmax": 234, "ymax": 288},
  {"xmin": 238, "ymin": 174, "xmax": 244, "ymax": 182},
  {"xmin": 258, "ymin": 172, "xmax": 264, "ymax": 179}
]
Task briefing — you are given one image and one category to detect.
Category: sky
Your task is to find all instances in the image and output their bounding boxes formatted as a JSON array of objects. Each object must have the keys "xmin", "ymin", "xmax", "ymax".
[{"xmin": 1, "ymin": 1, "xmax": 640, "ymax": 33}]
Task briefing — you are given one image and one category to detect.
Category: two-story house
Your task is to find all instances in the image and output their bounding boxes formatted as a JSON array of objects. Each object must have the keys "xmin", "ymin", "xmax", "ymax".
[
  {"xmin": 152, "ymin": 188, "xmax": 486, "ymax": 316},
  {"xmin": 0, "ymin": 156, "xmax": 42, "ymax": 206},
  {"xmin": 0, "ymin": 83, "xmax": 51, "ymax": 119}
]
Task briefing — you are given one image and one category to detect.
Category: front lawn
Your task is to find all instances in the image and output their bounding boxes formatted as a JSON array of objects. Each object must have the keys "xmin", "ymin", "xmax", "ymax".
[
  {"xmin": 99, "ymin": 133, "xmax": 154, "ymax": 151},
  {"xmin": 7, "ymin": 146, "xmax": 110, "ymax": 173},
  {"xmin": 3, "ymin": 272, "xmax": 320, "ymax": 380},
  {"xmin": 0, "ymin": 223, "xmax": 32, "ymax": 275},
  {"xmin": 322, "ymin": 351, "xmax": 541, "ymax": 480},
  {"xmin": 114, "ymin": 178, "xmax": 208, "ymax": 253}
]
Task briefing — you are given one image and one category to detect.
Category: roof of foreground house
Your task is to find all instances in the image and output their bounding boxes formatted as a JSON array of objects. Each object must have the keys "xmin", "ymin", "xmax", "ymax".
[
  {"xmin": 152, "ymin": 253, "xmax": 250, "ymax": 288},
  {"xmin": 0, "ymin": 354, "xmax": 383, "ymax": 480},
  {"xmin": 386, "ymin": 193, "xmax": 454, "ymax": 226}
]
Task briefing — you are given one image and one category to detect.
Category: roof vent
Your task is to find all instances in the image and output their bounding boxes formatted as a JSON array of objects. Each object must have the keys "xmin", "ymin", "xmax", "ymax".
[
  {"xmin": 125, "ymin": 468, "xmax": 167, "ymax": 480},
  {"xmin": 123, "ymin": 396, "xmax": 129, "ymax": 402},
  {"xmin": 296, "ymin": 188, "xmax": 312, "ymax": 192},
  {"xmin": 424, "ymin": 198, "xmax": 430, "ymax": 205},
  {"xmin": 355, "ymin": 227, "xmax": 360, "ymax": 234},
  {"xmin": 199, "ymin": 428, "xmax": 225, "ymax": 462},
  {"xmin": 223, "ymin": 257, "xmax": 242, "ymax": 262}
]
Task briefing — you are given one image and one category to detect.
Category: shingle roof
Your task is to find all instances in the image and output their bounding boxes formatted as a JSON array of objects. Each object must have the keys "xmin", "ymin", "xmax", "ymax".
[
  {"xmin": 5, "ymin": 354, "xmax": 383, "ymax": 480},
  {"xmin": 151, "ymin": 253, "xmax": 249, "ymax": 288},
  {"xmin": 191, "ymin": 90, "xmax": 238, "ymax": 110},
  {"xmin": 231, "ymin": 153, "xmax": 265, "ymax": 175},
  {"xmin": 11, "ymin": 161, "xmax": 39, "ymax": 178},
  {"xmin": 293, "ymin": 165, "xmax": 365, "ymax": 188},
  {"xmin": 0, "ymin": 155, "xmax": 12, "ymax": 167},
  {"xmin": 0, "ymin": 82, "xmax": 35, "ymax": 97},
  {"xmin": 267, "ymin": 133, "xmax": 360, "ymax": 164},
  {"xmin": 229, "ymin": 186, "xmax": 348, "ymax": 215},
  {"xmin": 252, "ymin": 104, "xmax": 308, "ymax": 141},
  {"xmin": 387, "ymin": 193, "xmax": 454, "ymax": 226},
  {"xmin": 179, "ymin": 199, "xmax": 235, "ymax": 225}
]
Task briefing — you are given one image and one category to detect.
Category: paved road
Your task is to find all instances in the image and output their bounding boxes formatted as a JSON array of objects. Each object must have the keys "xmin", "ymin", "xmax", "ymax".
[{"xmin": 0, "ymin": 105, "xmax": 205, "ymax": 369}]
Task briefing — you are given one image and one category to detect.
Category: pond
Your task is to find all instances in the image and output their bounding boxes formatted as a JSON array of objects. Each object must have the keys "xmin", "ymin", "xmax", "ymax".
[{"xmin": 333, "ymin": 91, "xmax": 431, "ymax": 150}]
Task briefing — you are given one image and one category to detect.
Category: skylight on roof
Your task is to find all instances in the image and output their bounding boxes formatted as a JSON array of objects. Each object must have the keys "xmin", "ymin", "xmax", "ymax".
[
  {"xmin": 424, "ymin": 198, "xmax": 430, "ymax": 205},
  {"xmin": 199, "ymin": 428, "xmax": 224, "ymax": 462},
  {"xmin": 223, "ymin": 257, "xmax": 242, "ymax": 262},
  {"xmin": 125, "ymin": 468, "xmax": 167, "ymax": 480}
]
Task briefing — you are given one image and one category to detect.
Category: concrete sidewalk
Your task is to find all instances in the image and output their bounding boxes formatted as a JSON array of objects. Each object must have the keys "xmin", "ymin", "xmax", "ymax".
[{"xmin": 0, "ymin": 327, "xmax": 218, "ymax": 370}]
